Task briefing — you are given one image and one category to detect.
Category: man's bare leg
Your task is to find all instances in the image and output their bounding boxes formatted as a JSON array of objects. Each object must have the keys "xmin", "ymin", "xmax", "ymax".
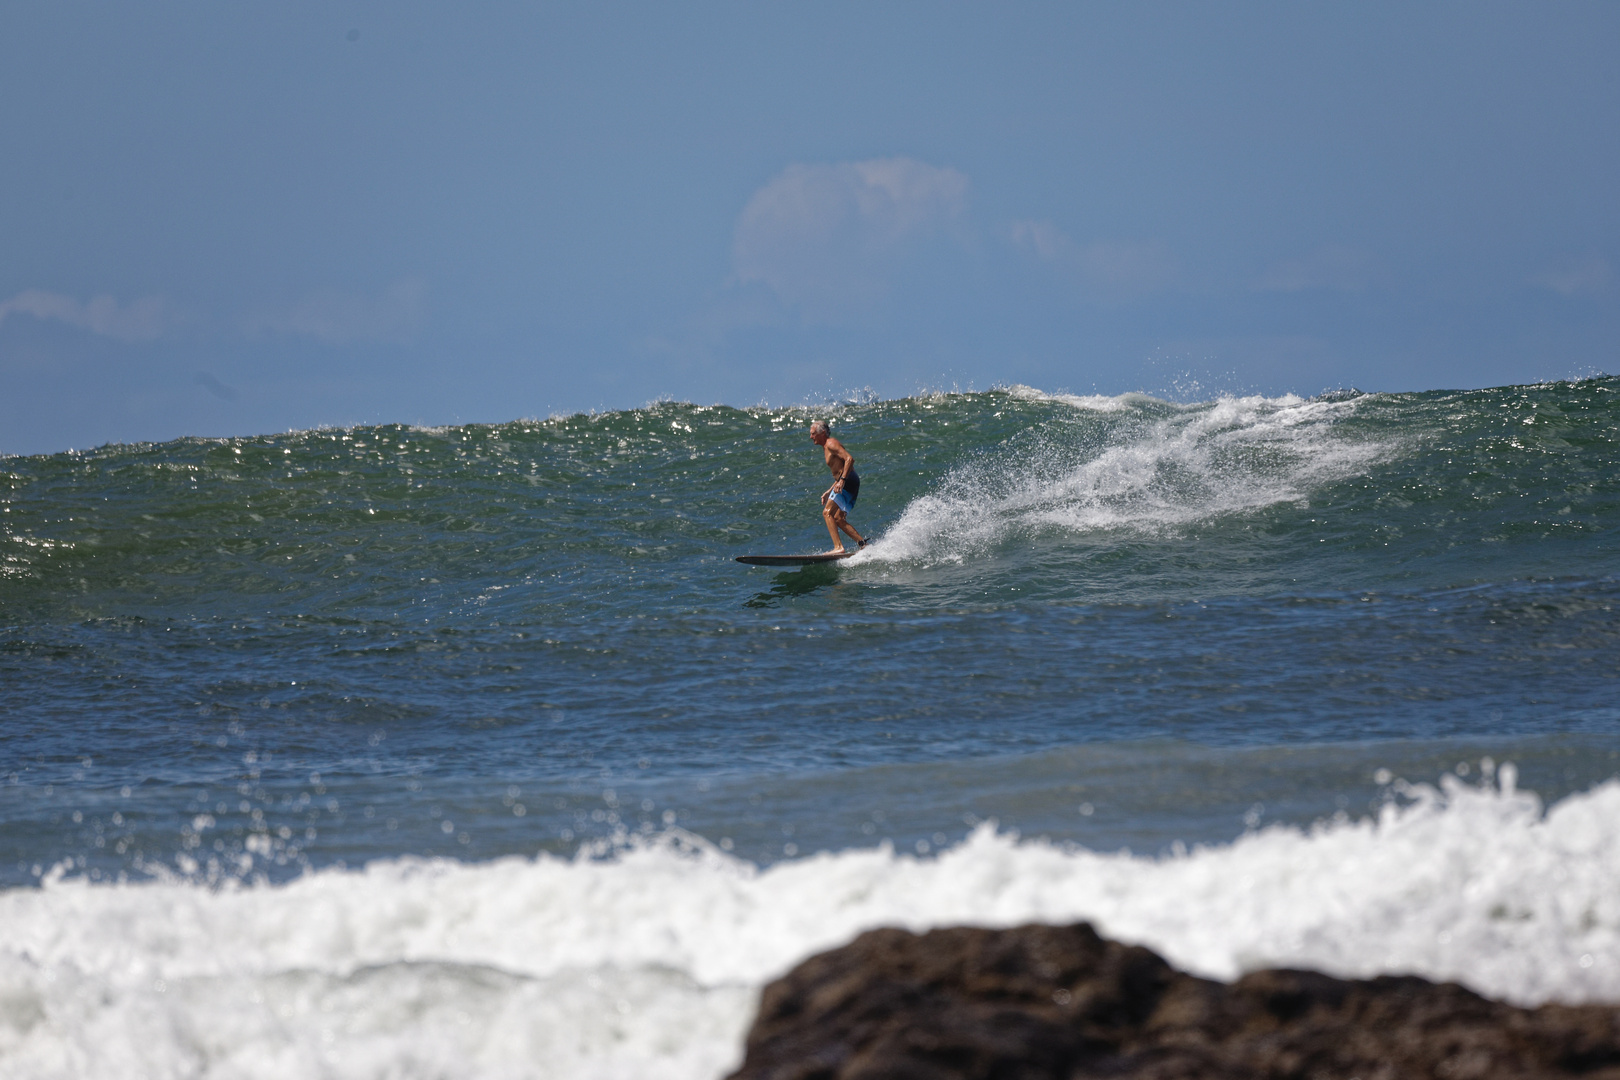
[
  {"xmin": 822, "ymin": 496, "xmax": 846, "ymax": 552},
  {"xmin": 836, "ymin": 516, "xmax": 865, "ymax": 547},
  {"xmin": 824, "ymin": 503, "xmax": 865, "ymax": 551}
]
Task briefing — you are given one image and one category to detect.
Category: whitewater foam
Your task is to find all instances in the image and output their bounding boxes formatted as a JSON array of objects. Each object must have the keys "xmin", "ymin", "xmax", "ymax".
[
  {"xmin": 863, "ymin": 390, "xmax": 1389, "ymax": 565},
  {"xmin": 2, "ymin": 772, "xmax": 1616, "ymax": 1079},
  {"xmin": 1003, "ymin": 383, "xmax": 1142, "ymax": 412}
]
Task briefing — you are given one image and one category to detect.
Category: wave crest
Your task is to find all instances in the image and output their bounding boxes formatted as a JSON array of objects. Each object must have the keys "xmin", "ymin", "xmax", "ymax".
[{"xmin": 865, "ymin": 391, "xmax": 1389, "ymax": 565}]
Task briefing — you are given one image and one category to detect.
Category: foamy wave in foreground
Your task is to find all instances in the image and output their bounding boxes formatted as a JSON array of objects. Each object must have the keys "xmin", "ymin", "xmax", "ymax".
[
  {"xmin": 3, "ymin": 774, "xmax": 1617, "ymax": 1079},
  {"xmin": 864, "ymin": 391, "xmax": 1387, "ymax": 565}
]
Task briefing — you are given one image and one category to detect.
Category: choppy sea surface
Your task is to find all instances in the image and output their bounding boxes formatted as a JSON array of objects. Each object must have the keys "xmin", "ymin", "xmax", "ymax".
[{"xmin": 3, "ymin": 378, "xmax": 1619, "ymax": 1078}]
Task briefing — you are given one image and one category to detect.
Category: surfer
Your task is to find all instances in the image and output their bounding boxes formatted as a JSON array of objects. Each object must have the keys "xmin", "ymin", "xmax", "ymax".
[{"xmin": 810, "ymin": 420, "xmax": 866, "ymax": 553}]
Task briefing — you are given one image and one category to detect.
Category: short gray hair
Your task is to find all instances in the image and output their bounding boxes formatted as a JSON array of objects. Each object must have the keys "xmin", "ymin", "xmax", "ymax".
[{"xmin": 809, "ymin": 420, "xmax": 829, "ymax": 435}]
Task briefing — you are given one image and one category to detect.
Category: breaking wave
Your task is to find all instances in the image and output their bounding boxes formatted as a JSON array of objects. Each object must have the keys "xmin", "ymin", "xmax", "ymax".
[
  {"xmin": 863, "ymin": 391, "xmax": 1390, "ymax": 565},
  {"xmin": 3, "ymin": 770, "xmax": 1617, "ymax": 1079}
]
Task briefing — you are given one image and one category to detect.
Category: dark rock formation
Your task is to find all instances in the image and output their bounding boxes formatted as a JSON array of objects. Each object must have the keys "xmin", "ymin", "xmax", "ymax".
[{"xmin": 727, "ymin": 923, "xmax": 1620, "ymax": 1080}]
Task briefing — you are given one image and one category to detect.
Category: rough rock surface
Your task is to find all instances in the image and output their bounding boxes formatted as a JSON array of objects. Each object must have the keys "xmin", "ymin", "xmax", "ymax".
[{"xmin": 726, "ymin": 923, "xmax": 1620, "ymax": 1080}]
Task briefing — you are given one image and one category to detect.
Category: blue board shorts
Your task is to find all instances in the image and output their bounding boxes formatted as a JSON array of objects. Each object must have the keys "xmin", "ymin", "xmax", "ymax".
[{"xmin": 829, "ymin": 472, "xmax": 860, "ymax": 514}]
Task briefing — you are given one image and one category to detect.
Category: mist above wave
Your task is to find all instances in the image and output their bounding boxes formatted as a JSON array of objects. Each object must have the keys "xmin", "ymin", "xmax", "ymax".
[{"xmin": 863, "ymin": 390, "xmax": 1391, "ymax": 566}]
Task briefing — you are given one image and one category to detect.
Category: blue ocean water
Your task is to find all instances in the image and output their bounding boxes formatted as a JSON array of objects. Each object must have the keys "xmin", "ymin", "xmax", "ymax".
[{"xmin": 3, "ymin": 379, "xmax": 1619, "ymax": 1077}]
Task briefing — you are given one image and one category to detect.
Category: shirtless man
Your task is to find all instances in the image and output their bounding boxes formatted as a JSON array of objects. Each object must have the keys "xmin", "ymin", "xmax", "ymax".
[{"xmin": 810, "ymin": 420, "xmax": 866, "ymax": 553}]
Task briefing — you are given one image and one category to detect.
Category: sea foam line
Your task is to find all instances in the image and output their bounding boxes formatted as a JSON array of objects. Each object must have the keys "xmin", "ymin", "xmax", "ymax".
[{"xmin": 1, "ymin": 772, "xmax": 1616, "ymax": 1079}]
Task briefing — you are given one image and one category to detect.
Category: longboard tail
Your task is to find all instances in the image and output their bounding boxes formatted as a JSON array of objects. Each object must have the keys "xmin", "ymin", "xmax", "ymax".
[{"xmin": 736, "ymin": 552, "xmax": 854, "ymax": 566}]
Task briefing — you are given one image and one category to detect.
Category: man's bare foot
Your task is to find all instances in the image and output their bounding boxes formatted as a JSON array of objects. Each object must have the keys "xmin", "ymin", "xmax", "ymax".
[{"xmin": 830, "ymin": 547, "xmax": 846, "ymax": 554}]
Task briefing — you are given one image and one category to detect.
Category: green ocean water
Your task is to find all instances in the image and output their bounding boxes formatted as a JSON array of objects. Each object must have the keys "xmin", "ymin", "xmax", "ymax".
[{"xmin": 3, "ymin": 378, "xmax": 1620, "ymax": 880}]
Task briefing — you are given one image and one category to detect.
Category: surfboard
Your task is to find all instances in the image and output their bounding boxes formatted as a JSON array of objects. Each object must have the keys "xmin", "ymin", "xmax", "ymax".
[{"xmin": 735, "ymin": 552, "xmax": 855, "ymax": 566}]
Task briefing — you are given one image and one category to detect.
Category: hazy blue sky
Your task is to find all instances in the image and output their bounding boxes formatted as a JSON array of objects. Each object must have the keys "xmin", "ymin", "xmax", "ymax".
[{"xmin": 3, "ymin": 2, "xmax": 1617, "ymax": 454}]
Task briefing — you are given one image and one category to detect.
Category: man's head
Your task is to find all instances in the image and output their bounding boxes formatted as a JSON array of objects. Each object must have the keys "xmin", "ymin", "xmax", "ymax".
[{"xmin": 809, "ymin": 421, "xmax": 830, "ymax": 445}]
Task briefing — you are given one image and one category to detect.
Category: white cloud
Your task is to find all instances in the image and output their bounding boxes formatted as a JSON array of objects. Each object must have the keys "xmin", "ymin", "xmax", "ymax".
[
  {"xmin": 1009, "ymin": 220, "xmax": 1177, "ymax": 301},
  {"xmin": 1533, "ymin": 255, "xmax": 1614, "ymax": 296},
  {"xmin": 1256, "ymin": 246, "xmax": 1373, "ymax": 292},
  {"xmin": 0, "ymin": 289, "xmax": 171, "ymax": 341},
  {"xmin": 732, "ymin": 157, "xmax": 969, "ymax": 316},
  {"xmin": 1076, "ymin": 240, "xmax": 1178, "ymax": 296},
  {"xmin": 1008, "ymin": 219, "xmax": 1074, "ymax": 262},
  {"xmin": 250, "ymin": 278, "xmax": 426, "ymax": 344}
]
